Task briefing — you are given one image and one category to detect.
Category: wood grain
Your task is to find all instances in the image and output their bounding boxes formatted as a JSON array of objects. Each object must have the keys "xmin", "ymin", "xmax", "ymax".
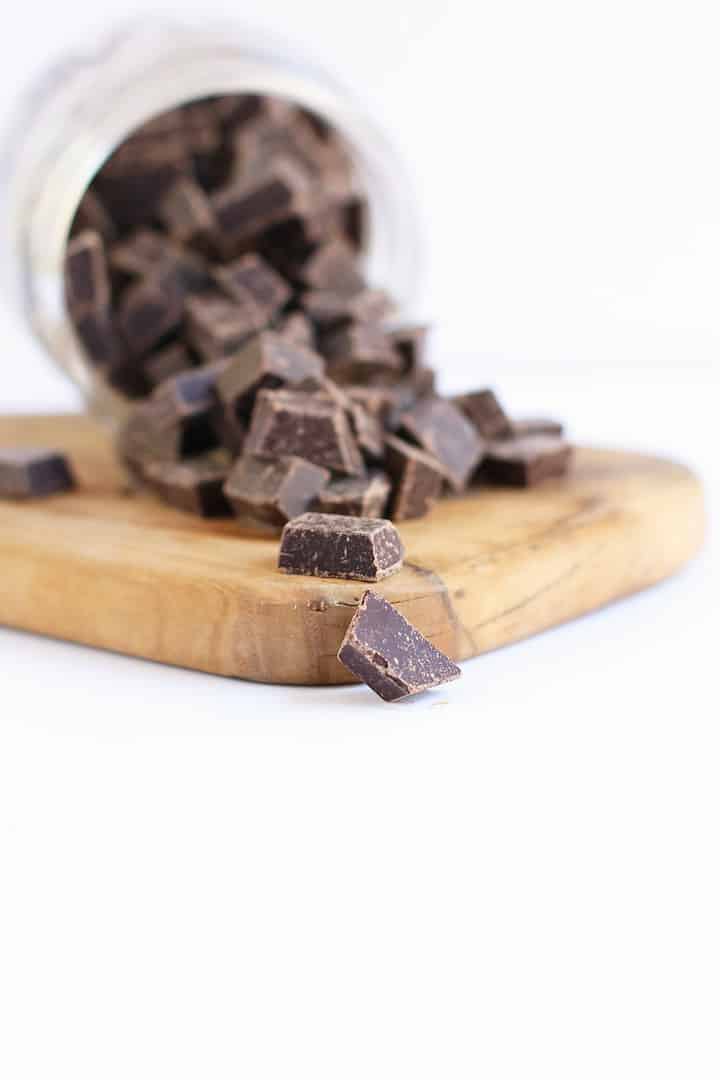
[{"xmin": 0, "ymin": 414, "xmax": 705, "ymax": 684}]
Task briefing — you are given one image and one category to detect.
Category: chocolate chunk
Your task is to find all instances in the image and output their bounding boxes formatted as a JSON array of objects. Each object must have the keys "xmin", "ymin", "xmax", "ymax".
[
  {"xmin": 348, "ymin": 402, "xmax": 386, "ymax": 461},
  {"xmin": 323, "ymin": 322, "xmax": 403, "ymax": 384},
  {"xmin": 312, "ymin": 471, "xmax": 390, "ymax": 517},
  {"xmin": 211, "ymin": 159, "xmax": 309, "ymax": 251},
  {"xmin": 185, "ymin": 294, "xmax": 267, "ymax": 362},
  {"xmin": 71, "ymin": 189, "xmax": 116, "ymax": 243},
  {"xmin": 217, "ymin": 332, "xmax": 325, "ymax": 417},
  {"xmin": 299, "ymin": 237, "xmax": 364, "ymax": 293},
  {"xmin": 510, "ymin": 417, "xmax": 565, "ymax": 438},
  {"xmin": 346, "ymin": 386, "xmax": 396, "ymax": 427},
  {"xmin": 117, "ymin": 274, "xmax": 185, "ymax": 356},
  {"xmin": 212, "ymin": 253, "xmax": 291, "ymax": 317},
  {"xmin": 210, "ymin": 402, "xmax": 247, "ymax": 455},
  {"xmin": 278, "ymin": 513, "xmax": 404, "ymax": 581},
  {"xmin": 482, "ymin": 435, "xmax": 572, "ymax": 486},
  {"xmin": 0, "ymin": 448, "xmax": 75, "ymax": 498},
  {"xmin": 453, "ymin": 388, "xmax": 513, "ymax": 440},
  {"xmin": 343, "ymin": 195, "xmax": 370, "ymax": 250},
  {"xmin": 73, "ymin": 309, "xmax": 123, "ymax": 368},
  {"xmin": 94, "ymin": 163, "xmax": 183, "ymax": 230},
  {"xmin": 301, "ymin": 287, "xmax": 393, "ymax": 331},
  {"xmin": 224, "ymin": 454, "xmax": 329, "ymax": 526},
  {"xmin": 106, "ymin": 360, "xmax": 149, "ymax": 399},
  {"xmin": 384, "ymin": 435, "xmax": 446, "ymax": 521},
  {"xmin": 65, "ymin": 230, "xmax": 110, "ymax": 313},
  {"xmin": 181, "ymin": 100, "xmax": 223, "ymax": 156},
  {"xmin": 144, "ymin": 343, "xmax": 194, "ymax": 387},
  {"xmin": 143, "ymin": 457, "xmax": 231, "ymax": 516},
  {"xmin": 337, "ymin": 590, "xmax": 461, "ymax": 702},
  {"xmin": 274, "ymin": 311, "xmax": 315, "ymax": 349},
  {"xmin": 156, "ymin": 177, "xmax": 216, "ymax": 246},
  {"xmin": 245, "ymin": 389, "xmax": 364, "ymax": 476},
  {"xmin": 386, "ymin": 323, "xmax": 429, "ymax": 376},
  {"xmin": 398, "ymin": 397, "xmax": 483, "ymax": 492},
  {"xmin": 118, "ymin": 372, "xmax": 219, "ymax": 466},
  {"xmin": 109, "ymin": 230, "xmax": 212, "ymax": 294}
]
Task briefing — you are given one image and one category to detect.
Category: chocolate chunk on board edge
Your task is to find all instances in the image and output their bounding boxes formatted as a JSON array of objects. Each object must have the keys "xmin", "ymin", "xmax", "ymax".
[
  {"xmin": 337, "ymin": 590, "xmax": 461, "ymax": 702},
  {"xmin": 278, "ymin": 512, "xmax": 404, "ymax": 582},
  {"xmin": 0, "ymin": 448, "xmax": 75, "ymax": 498},
  {"xmin": 482, "ymin": 435, "xmax": 572, "ymax": 486}
]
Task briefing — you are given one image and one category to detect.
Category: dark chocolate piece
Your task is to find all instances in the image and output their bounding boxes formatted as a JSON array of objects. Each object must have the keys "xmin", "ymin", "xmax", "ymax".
[
  {"xmin": 224, "ymin": 454, "xmax": 329, "ymax": 527},
  {"xmin": 343, "ymin": 195, "xmax": 369, "ymax": 250},
  {"xmin": 337, "ymin": 590, "xmax": 461, "ymax": 702},
  {"xmin": 185, "ymin": 294, "xmax": 267, "ymax": 362},
  {"xmin": 453, "ymin": 388, "xmax": 513, "ymax": 440},
  {"xmin": 278, "ymin": 513, "xmax": 404, "ymax": 582},
  {"xmin": 398, "ymin": 397, "xmax": 483, "ymax": 492},
  {"xmin": 117, "ymin": 274, "xmax": 185, "ymax": 356},
  {"xmin": 109, "ymin": 229, "xmax": 212, "ymax": 294},
  {"xmin": 510, "ymin": 417, "xmax": 565, "ymax": 438},
  {"xmin": 212, "ymin": 253, "xmax": 291, "ymax": 317},
  {"xmin": 211, "ymin": 159, "xmax": 309, "ymax": 251},
  {"xmin": 348, "ymin": 402, "xmax": 386, "ymax": 461},
  {"xmin": 117, "ymin": 371, "xmax": 220, "ymax": 466},
  {"xmin": 386, "ymin": 323, "xmax": 429, "ymax": 376},
  {"xmin": 384, "ymin": 435, "xmax": 446, "ymax": 521},
  {"xmin": 245, "ymin": 389, "xmax": 364, "ymax": 476},
  {"xmin": 312, "ymin": 472, "xmax": 390, "ymax": 518},
  {"xmin": 73, "ymin": 309, "xmax": 123, "ymax": 369},
  {"xmin": 65, "ymin": 229, "xmax": 110, "ymax": 313},
  {"xmin": 71, "ymin": 189, "xmax": 116, "ymax": 243},
  {"xmin": 299, "ymin": 237, "xmax": 364, "ymax": 293},
  {"xmin": 143, "ymin": 457, "xmax": 231, "ymax": 516},
  {"xmin": 301, "ymin": 287, "xmax": 393, "ymax": 331},
  {"xmin": 210, "ymin": 402, "xmax": 247, "ymax": 455},
  {"xmin": 323, "ymin": 323, "xmax": 403, "ymax": 384},
  {"xmin": 217, "ymin": 332, "xmax": 325, "ymax": 417},
  {"xmin": 482, "ymin": 435, "xmax": 572, "ymax": 486},
  {"xmin": 144, "ymin": 343, "xmax": 194, "ymax": 387},
  {"xmin": 0, "ymin": 448, "xmax": 75, "ymax": 498},
  {"xmin": 156, "ymin": 177, "xmax": 216, "ymax": 246},
  {"xmin": 274, "ymin": 311, "xmax": 315, "ymax": 349}
]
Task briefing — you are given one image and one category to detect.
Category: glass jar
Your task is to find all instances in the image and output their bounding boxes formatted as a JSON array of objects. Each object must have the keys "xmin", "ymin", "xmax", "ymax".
[{"xmin": 3, "ymin": 20, "xmax": 424, "ymax": 422}]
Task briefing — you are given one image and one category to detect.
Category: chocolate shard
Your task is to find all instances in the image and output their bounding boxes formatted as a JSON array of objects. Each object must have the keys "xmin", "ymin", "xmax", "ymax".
[
  {"xmin": 245, "ymin": 388, "xmax": 364, "ymax": 476},
  {"xmin": 385, "ymin": 323, "xmax": 429, "ymax": 376},
  {"xmin": 312, "ymin": 471, "xmax": 390, "ymax": 518},
  {"xmin": 384, "ymin": 435, "xmax": 446, "ymax": 521},
  {"xmin": 143, "ymin": 456, "xmax": 232, "ymax": 517},
  {"xmin": 156, "ymin": 177, "xmax": 216, "ymax": 246},
  {"xmin": 65, "ymin": 229, "xmax": 110, "ymax": 314},
  {"xmin": 398, "ymin": 397, "xmax": 483, "ymax": 492},
  {"xmin": 144, "ymin": 343, "xmax": 194, "ymax": 387},
  {"xmin": 481, "ymin": 435, "xmax": 572, "ymax": 486},
  {"xmin": 301, "ymin": 287, "xmax": 393, "ymax": 331},
  {"xmin": 337, "ymin": 590, "xmax": 461, "ymax": 702},
  {"xmin": 117, "ymin": 273, "xmax": 185, "ymax": 356},
  {"xmin": 185, "ymin": 294, "xmax": 267, "ymax": 362},
  {"xmin": 322, "ymin": 323, "xmax": 403, "ymax": 384},
  {"xmin": 211, "ymin": 159, "xmax": 309, "ymax": 252},
  {"xmin": 274, "ymin": 310, "xmax": 315, "ymax": 349},
  {"xmin": 299, "ymin": 237, "xmax": 364, "ymax": 293},
  {"xmin": 0, "ymin": 447, "xmax": 75, "ymax": 498},
  {"xmin": 217, "ymin": 332, "xmax": 325, "ymax": 417},
  {"xmin": 278, "ymin": 512, "xmax": 404, "ymax": 582},
  {"xmin": 224, "ymin": 454, "xmax": 329, "ymax": 527},
  {"xmin": 212, "ymin": 253, "xmax": 291, "ymax": 317},
  {"xmin": 510, "ymin": 416, "xmax": 565, "ymax": 439},
  {"xmin": 453, "ymin": 388, "xmax": 513, "ymax": 440}
]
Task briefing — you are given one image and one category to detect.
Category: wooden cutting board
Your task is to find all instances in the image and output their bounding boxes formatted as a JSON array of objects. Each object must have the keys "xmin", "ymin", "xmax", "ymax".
[{"xmin": 0, "ymin": 414, "xmax": 705, "ymax": 684}]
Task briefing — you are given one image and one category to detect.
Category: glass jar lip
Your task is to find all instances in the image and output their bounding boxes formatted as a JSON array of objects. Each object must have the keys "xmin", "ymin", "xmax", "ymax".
[{"xmin": 5, "ymin": 19, "xmax": 425, "ymax": 422}]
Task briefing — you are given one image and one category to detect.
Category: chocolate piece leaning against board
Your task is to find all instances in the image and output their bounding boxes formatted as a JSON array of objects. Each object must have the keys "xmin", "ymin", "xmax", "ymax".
[
  {"xmin": 278, "ymin": 513, "xmax": 404, "ymax": 582},
  {"xmin": 337, "ymin": 590, "xmax": 461, "ymax": 702},
  {"xmin": 0, "ymin": 448, "xmax": 75, "ymax": 498}
]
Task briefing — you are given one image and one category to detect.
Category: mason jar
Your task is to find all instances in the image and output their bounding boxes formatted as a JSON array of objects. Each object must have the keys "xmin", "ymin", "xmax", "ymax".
[{"xmin": 3, "ymin": 20, "xmax": 424, "ymax": 422}]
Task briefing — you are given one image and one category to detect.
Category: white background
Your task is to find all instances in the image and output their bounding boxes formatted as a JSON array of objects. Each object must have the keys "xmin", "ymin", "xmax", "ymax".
[{"xmin": 0, "ymin": 2, "xmax": 718, "ymax": 1078}]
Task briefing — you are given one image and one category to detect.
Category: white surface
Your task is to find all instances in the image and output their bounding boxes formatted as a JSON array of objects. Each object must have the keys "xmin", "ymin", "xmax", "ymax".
[{"xmin": 1, "ymin": 2, "xmax": 719, "ymax": 1078}]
